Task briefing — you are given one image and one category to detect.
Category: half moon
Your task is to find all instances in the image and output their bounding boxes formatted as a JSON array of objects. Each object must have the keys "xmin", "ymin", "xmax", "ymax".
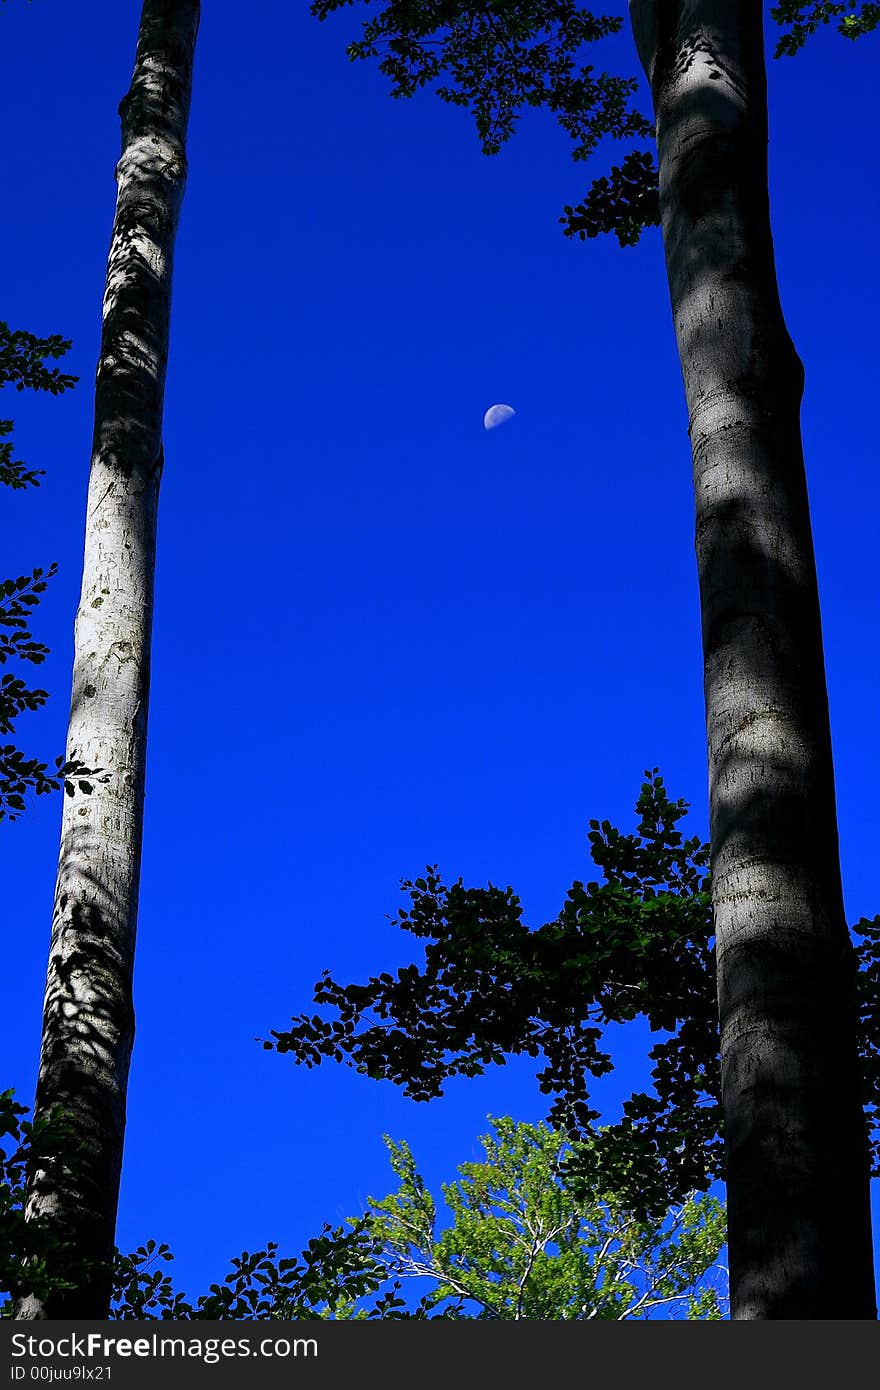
[{"xmin": 483, "ymin": 403, "xmax": 516, "ymax": 430}]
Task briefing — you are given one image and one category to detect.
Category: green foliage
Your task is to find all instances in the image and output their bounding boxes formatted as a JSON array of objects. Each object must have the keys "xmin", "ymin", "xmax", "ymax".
[
  {"xmin": 268, "ymin": 774, "xmax": 880, "ymax": 1211},
  {"xmin": 367, "ymin": 1116, "xmax": 727, "ymax": 1318},
  {"xmin": 312, "ymin": 0, "xmax": 658, "ymax": 243},
  {"xmin": 1, "ymin": 1099, "xmax": 726, "ymax": 1320},
  {"xmin": 772, "ymin": 2, "xmax": 880, "ymax": 54},
  {"xmin": 109, "ymin": 1120, "xmax": 727, "ymax": 1321}
]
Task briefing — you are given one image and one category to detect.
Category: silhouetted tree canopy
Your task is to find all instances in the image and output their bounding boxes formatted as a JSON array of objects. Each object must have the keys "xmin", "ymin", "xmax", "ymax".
[
  {"xmin": 268, "ymin": 774, "xmax": 880, "ymax": 1217},
  {"xmin": 312, "ymin": 2, "xmax": 878, "ymax": 246},
  {"xmin": 312, "ymin": 0, "xmax": 660, "ymax": 244},
  {"xmin": 771, "ymin": 1, "xmax": 880, "ymax": 54}
]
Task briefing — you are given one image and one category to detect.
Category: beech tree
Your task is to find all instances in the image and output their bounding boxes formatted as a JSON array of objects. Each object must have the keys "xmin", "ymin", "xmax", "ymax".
[
  {"xmin": 628, "ymin": 0, "xmax": 873, "ymax": 1322},
  {"xmin": 15, "ymin": 0, "xmax": 200, "ymax": 1319},
  {"xmin": 306, "ymin": 0, "xmax": 877, "ymax": 1317}
]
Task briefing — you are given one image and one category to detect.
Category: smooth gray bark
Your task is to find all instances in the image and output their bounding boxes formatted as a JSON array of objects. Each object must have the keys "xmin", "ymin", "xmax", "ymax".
[
  {"xmin": 15, "ymin": 0, "xmax": 199, "ymax": 1320},
  {"xmin": 628, "ymin": 0, "xmax": 874, "ymax": 1318}
]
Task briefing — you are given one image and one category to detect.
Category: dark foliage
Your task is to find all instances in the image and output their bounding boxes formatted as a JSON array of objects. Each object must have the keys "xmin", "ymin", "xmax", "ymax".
[
  {"xmin": 0, "ymin": 1087, "xmax": 407, "ymax": 1319},
  {"xmin": 312, "ymin": 0, "xmax": 658, "ymax": 243},
  {"xmin": 268, "ymin": 774, "xmax": 880, "ymax": 1215},
  {"xmin": 561, "ymin": 148, "xmax": 659, "ymax": 246},
  {"xmin": 0, "ymin": 1091, "xmax": 87, "ymax": 1311},
  {"xmin": 772, "ymin": 2, "xmax": 880, "ymax": 55},
  {"xmin": 0, "ymin": 322, "xmax": 77, "ymax": 490},
  {"xmin": 0, "ymin": 321, "xmax": 102, "ymax": 821},
  {"xmin": 312, "ymin": 4, "xmax": 877, "ymax": 242},
  {"xmin": 2, "ymin": 1090, "xmax": 724, "ymax": 1320},
  {"xmin": 108, "ymin": 1226, "xmax": 403, "ymax": 1321}
]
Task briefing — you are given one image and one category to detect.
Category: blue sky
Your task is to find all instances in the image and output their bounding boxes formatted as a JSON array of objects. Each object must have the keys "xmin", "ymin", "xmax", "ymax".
[{"xmin": 3, "ymin": 1, "xmax": 880, "ymax": 1301}]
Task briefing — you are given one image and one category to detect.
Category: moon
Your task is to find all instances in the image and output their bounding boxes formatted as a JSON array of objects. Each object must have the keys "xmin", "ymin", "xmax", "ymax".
[{"xmin": 483, "ymin": 403, "xmax": 516, "ymax": 430}]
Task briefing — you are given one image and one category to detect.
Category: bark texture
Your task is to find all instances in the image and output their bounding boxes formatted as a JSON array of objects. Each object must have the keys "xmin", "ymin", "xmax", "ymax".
[
  {"xmin": 15, "ymin": 0, "xmax": 199, "ymax": 1320},
  {"xmin": 628, "ymin": 0, "xmax": 875, "ymax": 1318}
]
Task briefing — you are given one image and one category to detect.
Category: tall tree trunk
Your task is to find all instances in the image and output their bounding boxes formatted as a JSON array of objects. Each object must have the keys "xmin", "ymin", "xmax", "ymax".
[
  {"xmin": 628, "ymin": 0, "xmax": 874, "ymax": 1318},
  {"xmin": 15, "ymin": 0, "xmax": 199, "ymax": 1321}
]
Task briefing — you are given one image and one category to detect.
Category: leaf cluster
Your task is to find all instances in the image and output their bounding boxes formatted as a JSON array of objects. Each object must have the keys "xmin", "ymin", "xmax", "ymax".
[
  {"xmin": 110, "ymin": 1224, "xmax": 399, "ymax": 1321},
  {"xmin": 365, "ymin": 1116, "xmax": 727, "ymax": 1318},
  {"xmin": 0, "ymin": 1093, "xmax": 393, "ymax": 1320},
  {"xmin": 109, "ymin": 1119, "xmax": 728, "ymax": 1321},
  {"xmin": 772, "ymin": 2, "xmax": 880, "ymax": 55},
  {"xmin": 0, "ymin": 321, "xmax": 76, "ymax": 491},
  {"xmin": 0, "ymin": 1092, "xmax": 89, "ymax": 1314},
  {"xmin": 268, "ymin": 773, "xmax": 880, "ymax": 1213},
  {"xmin": 0, "ymin": 569, "xmax": 56, "ymax": 768},
  {"xmin": 312, "ymin": 0, "xmax": 657, "ymax": 242},
  {"xmin": 268, "ymin": 773, "xmax": 720, "ymax": 1210},
  {"xmin": 313, "ymin": 3, "xmax": 876, "ymax": 245},
  {"xmin": 561, "ymin": 148, "xmax": 659, "ymax": 247},
  {"xmin": 0, "ymin": 321, "xmax": 100, "ymax": 821},
  {"xmin": 1, "ymin": 1097, "xmax": 726, "ymax": 1321},
  {"xmin": 0, "ymin": 567, "xmax": 103, "ymax": 821},
  {"xmin": 854, "ymin": 913, "xmax": 880, "ymax": 1173}
]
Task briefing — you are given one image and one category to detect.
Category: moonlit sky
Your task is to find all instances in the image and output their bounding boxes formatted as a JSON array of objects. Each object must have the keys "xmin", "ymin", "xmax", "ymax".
[{"xmin": 3, "ymin": 2, "xmax": 879, "ymax": 1299}]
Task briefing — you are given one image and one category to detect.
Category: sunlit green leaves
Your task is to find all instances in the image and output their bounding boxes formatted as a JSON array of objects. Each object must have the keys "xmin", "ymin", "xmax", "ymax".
[{"xmin": 365, "ymin": 1116, "xmax": 727, "ymax": 1318}]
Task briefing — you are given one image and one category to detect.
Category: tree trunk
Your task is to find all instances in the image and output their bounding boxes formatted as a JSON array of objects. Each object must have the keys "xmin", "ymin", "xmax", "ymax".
[
  {"xmin": 14, "ymin": 0, "xmax": 199, "ymax": 1320},
  {"xmin": 627, "ymin": 0, "xmax": 875, "ymax": 1318}
]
